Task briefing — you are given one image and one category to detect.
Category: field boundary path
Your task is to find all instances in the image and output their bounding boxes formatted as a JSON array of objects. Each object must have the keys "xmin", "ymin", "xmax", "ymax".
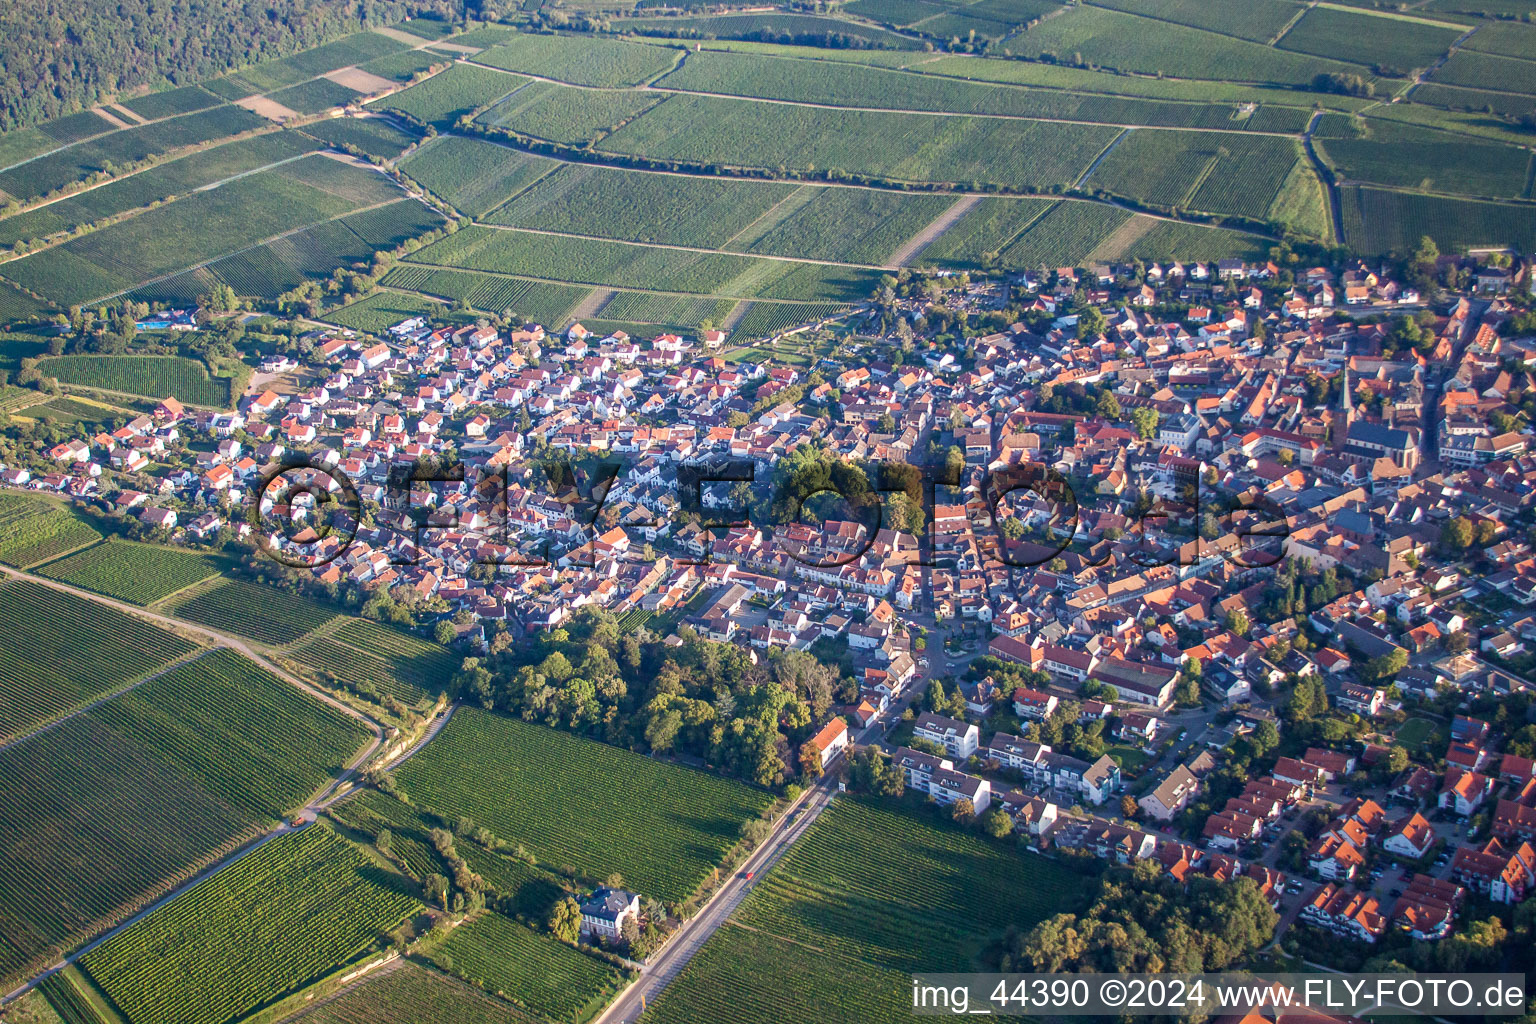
[
  {"xmin": 1301, "ymin": 110, "xmax": 1344, "ymax": 244},
  {"xmin": 887, "ymin": 194, "xmax": 981, "ymax": 267}
]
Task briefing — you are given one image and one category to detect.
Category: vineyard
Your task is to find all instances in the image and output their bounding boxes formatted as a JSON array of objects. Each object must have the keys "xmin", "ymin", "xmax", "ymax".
[
  {"xmin": 1276, "ymin": 6, "xmax": 1460, "ymax": 72},
  {"xmin": 638, "ymin": 922, "xmax": 914, "ymax": 1024},
  {"xmin": 0, "ymin": 493, "xmax": 101, "ymax": 567},
  {"xmin": 328, "ymin": 789, "xmax": 452, "ymax": 881},
  {"xmin": 301, "ymin": 117, "xmax": 420, "ymax": 160},
  {"xmin": 393, "ymin": 707, "xmax": 773, "ymax": 902},
  {"xmin": 38, "ymin": 539, "xmax": 223, "ymax": 604},
  {"xmin": 1085, "ymin": 129, "xmax": 1300, "ymax": 221},
  {"xmin": 915, "ymin": 196, "xmax": 1054, "ymax": 269},
  {"xmin": 167, "ymin": 578, "xmax": 339, "ymax": 644},
  {"xmin": 735, "ymin": 797, "xmax": 1077, "ymax": 968},
  {"xmin": 406, "ymin": 225, "xmax": 873, "ymax": 302},
  {"xmin": 270, "ymin": 77, "xmax": 364, "ymax": 115},
  {"xmin": 657, "ymin": 49, "xmax": 1295, "ymax": 130},
  {"xmin": 475, "ymin": 34, "xmax": 680, "ymax": 87},
  {"xmin": 0, "ymin": 714, "xmax": 256, "ymax": 987},
  {"xmin": 735, "ymin": 186, "xmax": 954, "ymax": 265},
  {"xmin": 474, "ymin": 81, "xmax": 662, "ymax": 145},
  {"xmin": 999, "ymin": 3, "xmax": 1363, "ymax": 85},
  {"xmin": 286, "ymin": 961, "xmax": 538, "ymax": 1024},
  {"xmin": 327, "ymin": 291, "xmax": 456, "ymax": 333},
  {"xmin": 0, "ymin": 576, "xmax": 194, "ymax": 740},
  {"xmin": 484, "ymin": 163, "xmax": 794, "ymax": 249},
  {"xmin": 293, "ymin": 618, "xmax": 456, "ymax": 706},
  {"xmin": 729, "ymin": 301, "xmax": 848, "ymax": 343},
  {"xmin": 642, "ymin": 797, "xmax": 1079, "ymax": 1024},
  {"xmin": 596, "ymin": 94, "xmax": 1117, "ymax": 191},
  {"xmin": 0, "ymin": 106, "xmax": 267, "ymax": 204},
  {"xmin": 80, "ymin": 825, "xmax": 419, "ymax": 1024},
  {"xmin": 595, "ymin": 291, "xmax": 738, "ymax": 327},
  {"xmin": 0, "ymin": 131, "xmax": 325, "ymax": 249},
  {"xmin": 1340, "ymin": 184, "xmax": 1536, "ymax": 254},
  {"xmin": 36, "ymin": 355, "xmax": 232, "ymax": 406},
  {"xmin": 1089, "ymin": 0, "xmax": 1303, "ymax": 42},
  {"xmin": 1001, "ymin": 200, "xmax": 1133, "ymax": 268},
  {"xmin": 1316, "ymin": 124, "xmax": 1531, "ymax": 199},
  {"xmin": 380, "ymin": 265, "xmax": 588, "ymax": 324},
  {"xmin": 1429, "ymin": 49, "xmax": 1536, "ymax": 94},
  {"xmin": 400, "ymin": 135, "xmax": 558, "ymax": 217},
  {"xmin": 92, "ymin": 648, "xmax": 371, "ymax": 819},
  {"xmin": 2, "ymin": 157, "xmax": 391, "ymax": 307},
  {"xmin": 429, "ymin": 911, "xmax": 629, "ymax": 1022},
  {"xmin": 371, "ymin": 63, "xmax": 524, "ymax": 128},
  {"xmin": 119, "ymin": 85, "xmax": 223, "ymax": 120}
]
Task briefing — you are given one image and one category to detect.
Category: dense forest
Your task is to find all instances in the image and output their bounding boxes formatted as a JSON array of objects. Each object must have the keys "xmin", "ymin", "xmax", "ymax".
[{"xmin": 0, "ymin": 0, "xmax": 444, "ymax": 132}]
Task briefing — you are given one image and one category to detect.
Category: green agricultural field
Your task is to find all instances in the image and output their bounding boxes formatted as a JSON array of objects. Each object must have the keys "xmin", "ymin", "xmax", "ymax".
[
  {"xmin": 1000, "ymin": 4, "xmax": 1367, "ymax": 85},
  {"xmin": 292, "ymin": 617, "xmax": 456, "ymax": 706},
  {"xmin": 0, "ymin": 131, "xmax": 325, "ymax": 249},
  {"xmin": 37, "ymin": 539, "xmax": 224, "ymax": 604},
  {"xmin": 642, "ymin": 797, "xmax": 1080, "ymax": 1024},
  {"xmin": 1089, "ymin": 0, "xmax": 1305, "ymax": 42},
  {"xmin": 284, "ymin": 961, "xmax": 538, "ymax": 1024},
  {"xmin": 0, "ymin": 280, "xmax": 49, "ymax": 322},
  {"xmin": 1085, "ymin": 128, "xmax": 1301, "ymax": 220},
  {"xmin": 596, "ymin": 290, "xmax": 738, "ymax": 327},
  {"xmin": 0, "ymin": 106, "xmax": 267, "ymax": 203},
  {"xmin": 476, "ymin": 33, "xmax": 681, "ymax": 86},
  {"xmin": 327, "ymin": 290, "xmax": 457, "ymax": 332},
  {"xmin": 167, "ymin": 578, "xmax": 340, "ymax": 644},
  {"xmin": 1463, "ymin": 18, "xmax": 1536, "ymax": 59},
  {"xmin": 0, "ymin": 576, "xmax": 195, "ymax": 740},
  {"xmin": 1430, "ymin": 49, "xmax": 1536, "ymax": 95},
  {"xmin": 381, "ymin": 265, "xmax": 589, "ymax": 323},
  {"xmin": 730, "ymin": 300, "xmax": 849, "ymax": 341},
  {"xmin": 654, "ymin": 49, "xmax": 1286, "ymax": 130},
  {"xmin": 1316, "ymin": 121, "xmax": 1531, "ymax": 198},
  {"xmin": 475, "ymin": 80, "xmax": 662, "ymax": 144},
  {"xmin": 2, "ymin": 156, "xmax": 400, "ymax": 307},
  {"xmin": 0, "ymin": 492, "xmax": 101, "ymax": 568},
  {"xmin": 118, "ymin": 85, "xmax": 223, "ymax": 121},
  {"xmin": 1411, "ymin": 82, "xmax": 1536, "ymax": 118},
  {"xmin": 393, "ymin": 707, "xmax": 774, "ymax": 902},
  {"xmin": 0, "ymin": 646, "xmax": 368, "ymax": 987},
  {"xmin": 597, "ymin": 94, "xmax": 1119, "ymax": 191},
  {"xmin": 1093, "ymin": 216, "xmax": 1268, "ymax": 262},
  {"xmin": 80, "ymin": 826, "xmax": 419, "ymax": 1024},
  {"xmin": 627, "ymin": 12, "xmax": 923, "ymax": 48},
  {"xmin": 360, "ymin": 49, "xmax": 450, "ymax": 83},
  {"xmin": 1001, "ymin": 200, "xmax": 1133, "ymax": 268},
  {"xmin": 371, "ymin": 63, "xmax": 525, "ymax": 128},
  {"xmin": 732, "ymin": 186, "xmax": 956, "ymax": 264},
  {"xmin": 202, "ymin": 198, "xmax": 444, "ymax": 301},
  {"xmin": 914, "ymin": 196, "xmax": 1055, "ymax": 268},
  {"xmin": 92, "ymin": 648, "xmax": 372, "ymax": 817},
  {"xmin": 429, "ymin": 911, "xmax": 629, "ymax": 1021},
  {"xmin": 485, "ymin": 164, "xmax": 796, "ymax": 248},
  {"xmin": 407, "ymin": 224, "xmax": 874, "ymax": 301},
  {"xmin": 400, "ymin": 135, "xmax": 559, "ymax": 216},
  {"xmin": 327, "ymin": 789, "xmax": 454, "ymax": 881},
  {"xmin": 269, "ymin": 77, "xmax": 363, "ymax": 115},
  {"xmin": 1341, "ymin": 184, "xmax": 1536, "ymax": 254},
  {"xmin": 38, "ymin": 355, "xmax": 233, "ymax": 406},
  {"xmin": 1276, "ymin": 7, "xmax": 1460, "ymax": 73}
]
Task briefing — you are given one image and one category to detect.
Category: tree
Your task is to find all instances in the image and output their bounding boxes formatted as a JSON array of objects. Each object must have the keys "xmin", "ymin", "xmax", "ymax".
[
  {"xmin": 983, "ymin": 807, "xmax": 1014, "ymax": 838},
  {"xmin": 951, "ymin": 797, "xmax": 976, "ymax": 824},
  {"xmin": 549, "ymin": 896, "xmax": 583, "ymax": 943},
  {"xmin": 424, "ymin": 873, "xmax": 450, "ymax": 909},
  {"xmin": 799, "ymin": 739, "xmax": 824, "ymax": 779},
  {"xmin": 1225, "ymin": 609, "xmax": 1250, "ymax": 636},
  {"xmin": 1077, "ymin": 305, "xmax": 1107, "ymax": 339},
  {"xmin": 434, "ymin": 620, "xmax": 457, "ymax": 645},
  {"xmin": 1440, "ymin": 516, "xmax": 1474, "ymax": 552},
  {"xmin": 1120, "ymin": 794, "xmax": 1138, "ymax": 819},
  {"xmin": 1094, "ymin": 389, "xmax": 1122, "ymax": 420},
  {"xmin": 1130, "ymin": 406, "xmax": 1159, "ymax": 440}
]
